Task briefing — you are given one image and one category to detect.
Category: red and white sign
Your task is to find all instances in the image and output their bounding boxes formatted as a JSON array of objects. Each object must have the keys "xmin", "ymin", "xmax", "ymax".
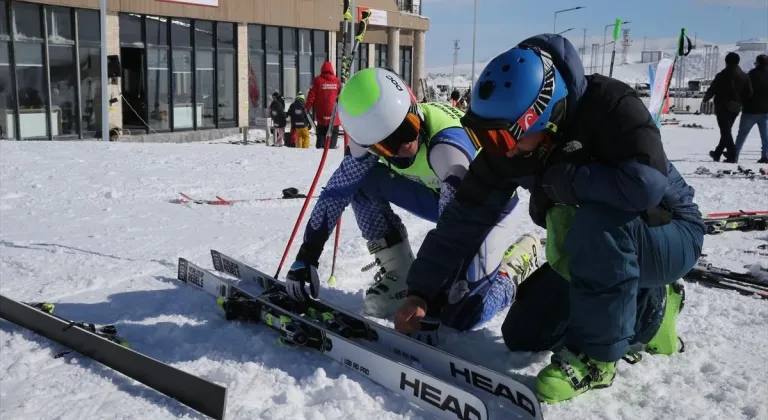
[
  {"xmin": 358, "ymin": 7, "xmax": 388, "ymax": 26},
  {"xmin": 157, "ymin": 0, "xmax": 219, "ymax": 7}
]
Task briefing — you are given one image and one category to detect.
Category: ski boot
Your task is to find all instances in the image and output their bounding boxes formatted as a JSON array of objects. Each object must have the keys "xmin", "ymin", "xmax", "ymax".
[
  {"xmin": 361, "ymin": 227, "xmax": 415, "ymax": 318},
  {"xmin": 645, "ymin": 281, "xmax": 686, "ymax": 355},
  {"xmin": 500, "ymin": 232, "xmax": 541, "ymax": 287},
  {"xmin": 535, "ymin": 348, "xmax": 617, "ymax": 403}
]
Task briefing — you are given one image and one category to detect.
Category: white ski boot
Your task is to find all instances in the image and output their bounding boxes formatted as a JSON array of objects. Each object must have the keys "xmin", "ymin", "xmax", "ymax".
[
  {"xmin": 361, "ymin": 228, "xmax": 415, "ymax": 318},
  {"xmin": 500, "ymin": 232, "xmax": 541, "ymax": 286}
]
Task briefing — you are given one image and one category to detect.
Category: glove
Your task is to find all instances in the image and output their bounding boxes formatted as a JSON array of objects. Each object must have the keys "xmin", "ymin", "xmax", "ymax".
[
  {"xmin": 408, "ymin": 317, "xmax": 440, "ymax": 347},
  {"xmin": 541, "ymin": 164, "xmax": 578, "ymax": 205},
  {"xmin": 529, "ymin": 186, "xmax": 555, "ymax": 228},
  {"xmin": 285, "ymin": 261, "xmax": 320, "ymax": 302}
]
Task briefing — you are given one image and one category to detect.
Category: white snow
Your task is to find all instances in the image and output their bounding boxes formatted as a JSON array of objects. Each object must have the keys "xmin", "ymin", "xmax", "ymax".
[{"xmin": 1, "ymin": 114, "xmax": 767, "ymax": 420}]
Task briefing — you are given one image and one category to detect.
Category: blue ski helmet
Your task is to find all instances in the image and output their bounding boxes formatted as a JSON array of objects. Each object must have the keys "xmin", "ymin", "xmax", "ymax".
[{"xmin": 461, "ymin": 43, "xmax": 568, "ymax": 155}]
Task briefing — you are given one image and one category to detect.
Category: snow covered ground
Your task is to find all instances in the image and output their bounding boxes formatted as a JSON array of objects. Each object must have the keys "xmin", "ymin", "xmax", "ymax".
[{"xmin": 1, "ymin": 113, "xmax": 767, "ymax": 420}]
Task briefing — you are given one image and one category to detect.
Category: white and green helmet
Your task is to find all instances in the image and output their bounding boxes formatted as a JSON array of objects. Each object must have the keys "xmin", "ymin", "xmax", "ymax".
[{"xmin": 338, "ymin": 68, "xmax": 419, "ymax": 149}]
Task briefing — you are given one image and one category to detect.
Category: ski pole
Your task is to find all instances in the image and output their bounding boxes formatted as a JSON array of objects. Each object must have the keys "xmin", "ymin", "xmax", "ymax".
[{"xmin": 274, "ymin": 5, "xmax": 372, "ymax": 280}]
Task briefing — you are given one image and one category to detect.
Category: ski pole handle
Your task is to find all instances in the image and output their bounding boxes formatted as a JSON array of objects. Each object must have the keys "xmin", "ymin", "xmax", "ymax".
[{"xmin": 355, "ymin": 10, "xmax": 371, "ymax": 42}]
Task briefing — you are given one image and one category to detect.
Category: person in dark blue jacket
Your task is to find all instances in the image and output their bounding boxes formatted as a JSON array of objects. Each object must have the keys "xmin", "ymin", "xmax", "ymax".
[{"xmin": 393, "ymin": 34, "xmax": 706, "ymax": 403}]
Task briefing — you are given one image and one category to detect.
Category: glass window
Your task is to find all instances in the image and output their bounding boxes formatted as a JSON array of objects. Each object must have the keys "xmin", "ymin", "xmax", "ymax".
[
  {"xmin": 49, "ymin": 45, "xmax": 77, "ymax": 135},
  {"xmin": 312, "ymin": 30, "xmax": 326, "ymax": 78},
  {"xmin": 0, "ymin": 1, "xmax": 9, "ymax": 40},
  {"xmin": 172, "ymin": 49, "xmax": 193, "ymax": 129},
  {"xmin": 0, "ymin": 42, "xmax": 14, "ymax": 138},
  {"xmin": 266, "ymin": 51, "xmax": 280, "ymax": 99},
  {"xmin": 217, "ymin": 22, "xmax": 235, "ymax": 49},
  {"xmin": 282, "ymin": 28, "xmax": 296, "ymax": 101},
  {"xmin": 13, "ymin": 2, "xmax": 42, "ymax": 41},
  {"xmin": 248, "ymin": 24, "xmax": 262, "ymax": 50},
  {"xmin": 16, "ymin": 43, "xmax": 48, "ymax": 138},
  {"xmin": 79, "ymin": 46, "xmax": 100, "ymax": 134},
  {"xmin": 336, "ymin": 40, "xmax": 343, "ymax": 77},
  {"xmin": 147, "ymin": 47, "xmax": 170, "ymax": 130},
  {"xmin": 299, "ymin": 29, "xmax": 311, "ymax": 55},
  {"xmin": 47, "ymin": 6, "xmax": 73, "ymax": 44},
  {"xmin": 195, "ymin": 20, "xmax": 213, "ymax": 48},
  {"xmin": 146, "ymin": 16, "xmax": 168, "ymax": 46},
  {"xmin": 248, "ymin": 51, "xmax": 264, "ymax": 121},
  {"xmin": 196, "ymin": 50, "xmax": 215, "ymax": 127},
  {"xmin": 217, "ymin": 51, "xmax": 236, "ymax": 124},
  {"xmin": 265, "ymin": 26, "xmax": 279, "ymax": 51},
  {"xmin": 77, "ymin": 9, "xmax": 100, "ymax": 44},
  {"xmin": 248, "ymin": 24, "xmax": 265, "ymax": 117},
  {"xmin": 119, "ymin": 14, "xmax": 143, "ymax": 46},
  {"xmin": 171, "ymin": 18, "xmax": 191, "ymax": 47},
  {"xmin": 359, "ymin": 44, "xmax": 368, "ymax": 70},
  {"xmin": 298, "ymin": 29, "xmax": 312, "ymax": 93}
]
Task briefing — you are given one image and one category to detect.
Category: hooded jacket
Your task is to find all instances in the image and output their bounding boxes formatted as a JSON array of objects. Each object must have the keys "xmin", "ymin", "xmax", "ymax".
[
  {"xmin": 405, "ymin": 34, "xmax": 705, "ymax": 302},
  {"xmin": 305, "ymin": 61, "xmax": 341, "ymax": 127},
  {"xmin": 288, "ymin": 95, "xmax": 311, "ymax": 130},
  {"xmin": 743, "ymin": 60, "xmax": 768, "ymax": 114},
  {"xmin": 703, "ymin": 63, "xmax": 752, "ymax": 113}
]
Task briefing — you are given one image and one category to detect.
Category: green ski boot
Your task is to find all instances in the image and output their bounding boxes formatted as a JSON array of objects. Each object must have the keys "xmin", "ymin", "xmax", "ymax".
[
  {"xmin": 536, "ymin": 348, "xmax": 617, "ymax": 403},
  {"xmin": 646, "ymin": 282, "xmax": 686, "ymax": 355}
]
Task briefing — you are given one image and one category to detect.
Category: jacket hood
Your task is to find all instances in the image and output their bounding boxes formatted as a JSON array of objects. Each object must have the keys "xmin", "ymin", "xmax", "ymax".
[
  {"xmin": 321, "ymin": 61, "xmax": 335, "ymax": 75},
  {"xmin": 517, "ymin": 34, "xmax": 588, "ymax": 121}
]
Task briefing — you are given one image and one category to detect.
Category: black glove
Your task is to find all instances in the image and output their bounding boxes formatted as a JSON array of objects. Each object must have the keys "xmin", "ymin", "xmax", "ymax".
[
  {"xmin": 529, "ymin": 186, "xmax": 555, "ymax": 228},
  {"xmin": 407, "ymin": 316, "xmax": 440, "ymax": 347},
  {"xmin": 540, "ymin": 164, "xmax": 579, "ymax": 205},
  {"xmin": 285, "ymin": 261, "xmax": 320, "ymax": 302}
]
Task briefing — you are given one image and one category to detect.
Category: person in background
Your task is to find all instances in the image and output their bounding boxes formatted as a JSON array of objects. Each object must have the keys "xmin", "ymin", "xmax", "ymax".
[
  {"xmin": 269, "ymin": 92, "xmax": 287, "ymax": 147},
  {"xmin": 450, "ymin": 89, "xmax": 461, "ymax": 107},
  {"xmin": 733, "ymin": 54, "xmax": 768, "ymax": 164},
  {"xmin": 288, "ymin": 91, "xmax": 312, "ymax": 149},
  {"xmin": 703, "ymin": 52, "xmax": 753, "ymax": 163},
  {"xmin": 306, "ymin": 61, "xmax": 341, "ymax": 149}
]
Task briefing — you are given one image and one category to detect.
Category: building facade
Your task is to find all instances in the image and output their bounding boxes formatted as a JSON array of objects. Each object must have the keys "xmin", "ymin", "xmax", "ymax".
[{"xmin": 0, "ymin": 0, "xmax": 428, "ymax": 141}]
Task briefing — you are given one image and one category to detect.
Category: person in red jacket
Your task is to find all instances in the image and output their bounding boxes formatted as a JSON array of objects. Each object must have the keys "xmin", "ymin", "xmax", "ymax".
[{"xmin": 306, "ymin": 61, "xmax": 341, "ymax": 149}]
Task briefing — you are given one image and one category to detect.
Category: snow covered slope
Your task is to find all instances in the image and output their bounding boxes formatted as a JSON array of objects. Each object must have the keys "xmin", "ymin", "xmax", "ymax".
[{"xmin": 1, "ymin": 114, "xmax": 767, "ymax": 420}]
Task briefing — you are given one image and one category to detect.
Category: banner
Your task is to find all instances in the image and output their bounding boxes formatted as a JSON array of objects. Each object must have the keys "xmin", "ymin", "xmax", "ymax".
[
  {"xmin": 358, "ymin": 7, "xmax": 387, "ymax": 26},
  {"xmin": 157, "ymin": 0, "xmax": 219, "ymax": 6}
]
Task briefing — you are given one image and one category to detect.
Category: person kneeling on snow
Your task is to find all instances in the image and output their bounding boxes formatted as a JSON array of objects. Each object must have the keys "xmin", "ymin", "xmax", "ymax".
[
  {"xmin": 395, "ymin": 34, "xmax": 706, "ymax": 403},
  {"xmin": 283, "ymin": 68, "xmax": 540, "ymax": 343}
]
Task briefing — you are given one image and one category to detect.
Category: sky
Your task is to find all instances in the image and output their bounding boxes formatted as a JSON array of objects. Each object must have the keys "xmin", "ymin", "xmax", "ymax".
[{"xmin": 422, "ymin": 0, "xmax": 768, "ymax": 68}]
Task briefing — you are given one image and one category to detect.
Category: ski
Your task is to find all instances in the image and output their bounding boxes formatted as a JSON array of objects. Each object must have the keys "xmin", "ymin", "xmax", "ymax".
[
  {"xmin": 694, "ymin": 260, "xmax": 768, "ymax": 289},
  {"xmin": 24, "ymin": 301, "xmax": 130, "ymax": 356},
  {"xmin": 682, "ymin": 269, "xmax": 768, "ymax": 300},
  {"xmin": 703, "ymin": 212, "xmax": 768, "ymax": 235},
  {"xmin": 209, "ymin": 250, "xmax": 543, "ymax": 420},
  {"xmin": 0, "ymin": 294, "xmax": 228, "ymax": 420},
  {"xmin": 176, "ymin": 258, "xmax": 490, "ymax": 420}
]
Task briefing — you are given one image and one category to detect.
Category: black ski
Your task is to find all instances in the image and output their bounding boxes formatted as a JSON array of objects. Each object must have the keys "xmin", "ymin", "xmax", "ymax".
[
  {"xmin": 176, "ymin": 258, "xmax": 490, "ymax": 420},
  {"xmin": 0, "ymin": 294, "xmax": 228, "ymax": 419}
]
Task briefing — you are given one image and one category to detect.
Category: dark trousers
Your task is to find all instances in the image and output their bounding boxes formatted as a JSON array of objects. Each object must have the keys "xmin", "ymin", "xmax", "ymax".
[
  {"xmin": 502, "ymin": 203, "xmax": 704, "ymax": 362},
  {"xmin": 315, "ymin": 125, "xmax": 340, "ymax": 149},
  {"xmin": 713, "ymin": 109, "xmax": 740, "ymax": 161}
]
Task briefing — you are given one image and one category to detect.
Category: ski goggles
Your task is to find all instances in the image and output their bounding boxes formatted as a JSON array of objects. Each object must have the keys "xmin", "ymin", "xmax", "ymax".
[
  {"xmin": 368, "ymin": 110, "xmax": 421, "ymax": 158},
  {"xmin": 461, "ymin": 46, "xmax": 558, "ymax": 155}
]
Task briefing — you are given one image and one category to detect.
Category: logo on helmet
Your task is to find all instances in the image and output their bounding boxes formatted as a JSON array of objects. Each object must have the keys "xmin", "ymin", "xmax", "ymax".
[
  {"xmin": 520, "ymin": 109, "xmax": 538, "ymax": 131},
  {"xmin": 385, "ymin": 74, "xmax": 404, "ymax": 91}
]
